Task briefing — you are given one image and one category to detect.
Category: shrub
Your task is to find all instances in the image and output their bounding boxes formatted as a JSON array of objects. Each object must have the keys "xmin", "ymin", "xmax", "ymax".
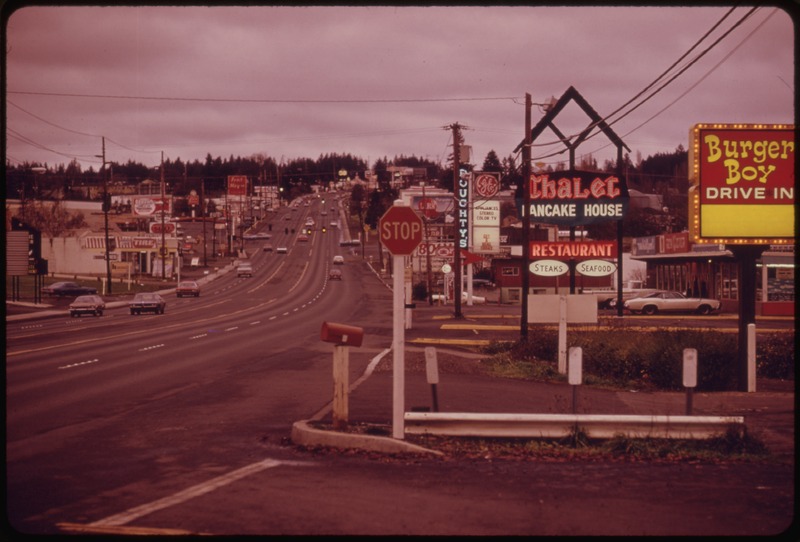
[{"xmin": 482, "ymin": 327, "xmax": 791, "ymax": 391}]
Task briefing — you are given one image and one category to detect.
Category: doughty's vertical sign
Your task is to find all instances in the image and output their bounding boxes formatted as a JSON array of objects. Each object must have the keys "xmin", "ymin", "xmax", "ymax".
[{"xmin": 688, "ymin": 124, "xmax": 795, "ymax": 244}]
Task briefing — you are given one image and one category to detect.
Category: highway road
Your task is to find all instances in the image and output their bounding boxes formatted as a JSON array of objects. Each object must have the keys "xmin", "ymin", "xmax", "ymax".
[{"xmin": 5, "ymin": 196, "xmax": 398, "ymax": 533}]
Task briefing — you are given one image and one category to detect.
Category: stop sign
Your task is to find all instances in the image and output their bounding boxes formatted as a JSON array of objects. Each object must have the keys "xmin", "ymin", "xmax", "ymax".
[{"xmin": 379, "ymin": 205, "xmax": 424, "ymax": 256}]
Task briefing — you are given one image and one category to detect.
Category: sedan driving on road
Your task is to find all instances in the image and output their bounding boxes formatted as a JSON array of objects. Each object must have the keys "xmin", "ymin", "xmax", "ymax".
[
  {"xmin": 42, "ymin": 281, "xmax": 98, "ymax": 297},
  {"xmin": 176, "ymin": 281, "xmax": 200, "ymax": 297},
  {"xmin": 69, "ymin": 295, "xmax": 106, "ymax": 317},
  {"xmin": 129, "ymin": 292, "xmax": 166, "ymax": 315},
  {"xmin": 623, "ymin": 291, "xmax": 721, "ymax": 315}
]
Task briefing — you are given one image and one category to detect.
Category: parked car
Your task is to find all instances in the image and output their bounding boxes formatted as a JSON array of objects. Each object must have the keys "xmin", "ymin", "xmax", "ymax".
[
  {"xmin": 42, "ymin": 281, "xmax": 98, "ymax": 297},
  {"xmin": 237, "ymin": 263, "xmax": 254, "ymax": 277},
  {"xmin": 329, "ymin": 269, "xmax": 342, "ymax": 281},
  {"xmin": 623, "ymin": 291, "xmax": 721, "ymax": 315},
  {"xmin": 69, "ymin": 295, "xmax": 106, "ymax": 317},
  {"xmin": 333, "ymin": 255, "xmax": 344, "ymax": 265},
  {"xmin": 176, "ymin": 281, "xmax": 200, "ymax": 297},
  {"xmin": 129, "ymin": 292, "xmax": 166, "ymax": 315}
]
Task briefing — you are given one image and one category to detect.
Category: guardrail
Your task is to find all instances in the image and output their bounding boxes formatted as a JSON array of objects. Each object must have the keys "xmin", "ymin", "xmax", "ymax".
[{"xmin": 404, "ymin": 412, "xmax": 745, "ymax": 439}]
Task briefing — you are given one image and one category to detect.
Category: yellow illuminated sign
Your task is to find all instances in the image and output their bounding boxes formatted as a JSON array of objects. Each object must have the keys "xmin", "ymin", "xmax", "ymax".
[{"xmin": 688, "ymin": 123, "xmax": 795, "ymax": 244}]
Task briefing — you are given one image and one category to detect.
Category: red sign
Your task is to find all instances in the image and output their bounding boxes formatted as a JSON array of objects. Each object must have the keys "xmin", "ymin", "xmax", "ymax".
[
  {"xmin": 697, "ymin": 128, "xmax": 794, "ymax": 205},
  {"xmin": 417, "ymin": 197, "xmax": 438, "ymax": 219},
  {"xmin": 150, "ymin": 222, "xmax": 176, "ymax": 234},
  {"xmin": 529, "ymin": 241, "xmax": 617, "ymax": 261},
  {"xmin": 474, "ymin": 173, "xmax": 500, "ymax": 199},
  {"xmin": 379, "ymin": 206, "xmax": 424, "ymax": 256},
  {"xmin": 228, "ymin": 175, "xmax": 248, "ymax": 196}
]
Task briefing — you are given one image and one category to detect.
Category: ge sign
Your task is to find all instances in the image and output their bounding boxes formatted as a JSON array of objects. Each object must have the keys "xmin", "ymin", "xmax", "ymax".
[{"xmin": 474, "ymin": 173, "xmax": 500, "ymax": 199}]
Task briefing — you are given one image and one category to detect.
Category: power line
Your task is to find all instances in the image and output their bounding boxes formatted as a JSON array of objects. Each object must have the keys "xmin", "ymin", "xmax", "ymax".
[{"xmin": 7, "ymin": 91, "xmax": 520, "ymax": 105}]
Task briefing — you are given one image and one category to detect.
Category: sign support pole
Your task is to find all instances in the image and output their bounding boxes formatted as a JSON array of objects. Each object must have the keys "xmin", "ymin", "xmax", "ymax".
[{"xmin": 392, "ymin": 252, "xmax": 405, "ymax": 439}]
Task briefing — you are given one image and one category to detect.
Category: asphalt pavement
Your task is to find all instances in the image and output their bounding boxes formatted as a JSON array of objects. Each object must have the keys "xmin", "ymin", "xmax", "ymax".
[{"xmin": 6, "ymin": 265, "xmax": 795, "ymax": 464}]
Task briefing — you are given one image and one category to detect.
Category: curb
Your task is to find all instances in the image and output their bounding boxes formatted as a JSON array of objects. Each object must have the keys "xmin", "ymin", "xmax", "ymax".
[{"xmin": 290, "ymin": 420, "xmax": 443, "ymax": 456}]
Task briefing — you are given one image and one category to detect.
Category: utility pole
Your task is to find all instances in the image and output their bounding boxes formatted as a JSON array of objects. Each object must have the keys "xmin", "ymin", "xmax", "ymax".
[
  {"xmin": 201, "ymin": 179, "xmax": 208, "ymax": 267},
  {"xmin": 100, "ymin": 137, "xmax": 113, "ymax": 294},
  {"xmin": 521, "ymin": 94, "xmax": 532, "ymax": 338},
  {"xmin": 160, "ymin": 151, "xmax": 166, "ymax": 281},
  {"xmin": 451, "ymin": 122, "xmax": 463, "ymax": 318}
]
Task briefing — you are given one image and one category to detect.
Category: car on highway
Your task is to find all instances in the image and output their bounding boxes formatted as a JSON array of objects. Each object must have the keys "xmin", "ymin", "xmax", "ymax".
[
  {"xmin": 129, "ymin": 292, "xmax": 166, "ymax": 315},
  {"xmin": 623, "ymin": 290, "xmax": 721, "ymax": 315},
  {"xmin": 329, "ymin": 269, "xmax": 342, "ymax": 281},
  {"xmin": 243, "ymin": 232, "xmax": 271, "ymax": 240},
  {"xmin": 432, "ymin": 292, "xmax": 487, "ymax": 304},
  {"xmin": 176, "ymin": 281, "xmax": 200, "ymax": 297},
  {"xmin": 237, "ymin": 263, "xmax": 254, "ymax": 277},
  {"xmin": 42, "ymin": 281, "xmax": 98, "ymax": 297},
  {"xmin": 69, "ymin": 295, "xmax": 106, "ymax": 317},
  {"xmin": 333, "ymin": 255, "xmax": 344, "ymax": 265}
]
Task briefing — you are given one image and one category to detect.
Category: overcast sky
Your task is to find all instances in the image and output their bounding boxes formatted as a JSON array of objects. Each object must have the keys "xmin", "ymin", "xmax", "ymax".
[{"xmin": 3, "ymin": 4, "xmax": 795, "ymax": 173}]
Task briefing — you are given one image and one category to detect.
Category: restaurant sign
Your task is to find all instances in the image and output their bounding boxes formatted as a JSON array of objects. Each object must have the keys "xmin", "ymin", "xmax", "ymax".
[
  {"xmin": 529, "ymin": 241, "xmax": 617, "ymax": 261},
  {"xmin": 527, "ymin": 170, "xmax": 629, "ymax": 226},
  {"xmin": 688, "ymin": 124, "xmax": 794, "ymax": 244}
]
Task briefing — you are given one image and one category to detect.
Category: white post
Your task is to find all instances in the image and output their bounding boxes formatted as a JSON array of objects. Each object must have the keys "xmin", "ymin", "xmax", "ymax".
[
  {"xmin": 558, "ymin": 295, "xmax": 568, "ymax": 374},
  {"xmin": 332, "ymin": 345, "xmax": 349, "ymax": 430},
  {"xmin": 747, "ymin": 323, "xmax": 757, "ymax": 392},
  {"xmin": 466, "ymin": 262, "xmax": 474, "ymax": 306},
  {"xmin": 392, "ymin": 251, "xmax": 405, "ymax": 439}
]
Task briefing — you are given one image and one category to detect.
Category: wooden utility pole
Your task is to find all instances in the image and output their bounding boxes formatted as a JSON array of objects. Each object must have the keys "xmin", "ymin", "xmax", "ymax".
[
  {"xmin": 160, "ymin": 151, "xmax": 166, "ymax": 281},
  {"xmin": 451, "ymin": 123, "xmax": 463, "ymax": 318},
  {"xmin": 521, "ymin": 94, "xmax": 532, "ymax": 338},
  {"xmin": 101, "ymin": 137, "xmax": 113, "ymax": 294}
]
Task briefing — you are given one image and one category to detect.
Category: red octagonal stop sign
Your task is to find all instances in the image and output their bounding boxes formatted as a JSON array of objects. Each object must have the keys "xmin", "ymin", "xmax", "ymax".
[{"xmin": 379, "ymin": 205, "xmax": 424, "ymax": 256}]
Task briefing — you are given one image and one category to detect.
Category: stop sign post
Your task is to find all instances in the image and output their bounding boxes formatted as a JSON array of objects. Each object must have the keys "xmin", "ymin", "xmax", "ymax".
[{"xmin": 379, "ymin": 202, "xmax": 425, "ymax": 440}]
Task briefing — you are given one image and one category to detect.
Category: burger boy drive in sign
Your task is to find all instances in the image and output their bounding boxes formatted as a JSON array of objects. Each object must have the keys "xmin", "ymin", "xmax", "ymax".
[{"xmin": 688, "ymin": 123, "xmax": 795, "ymax": 244}]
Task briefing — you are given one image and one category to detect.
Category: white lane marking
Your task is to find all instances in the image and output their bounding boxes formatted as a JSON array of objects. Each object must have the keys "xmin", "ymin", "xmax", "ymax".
[
  {"xmin": 58, "ymin": 358, "xmax": 99, "ymax": 370},
  {"xmin": 90, "ymin": 458, "xmax": 315, "ymax": 527}
]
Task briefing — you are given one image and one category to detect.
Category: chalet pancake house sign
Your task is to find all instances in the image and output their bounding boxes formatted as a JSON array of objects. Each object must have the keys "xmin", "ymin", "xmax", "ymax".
[
  {"xmin": 528, "ymin": 170, "xmax": 630, "ymax": 226},
  {"xmin": 688, "ymin": 123, "xmax": 795, "ymax": 244}
]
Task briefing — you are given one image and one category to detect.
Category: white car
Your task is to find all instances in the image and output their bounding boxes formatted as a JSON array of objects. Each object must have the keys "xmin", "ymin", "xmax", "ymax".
[{"xmin": 623, "ymin": 291, "xmax": 720, "ymax": 315}]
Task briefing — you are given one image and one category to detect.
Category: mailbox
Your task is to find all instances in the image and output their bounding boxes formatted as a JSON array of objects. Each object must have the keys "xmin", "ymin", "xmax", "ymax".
[{"xmin": 320, "ymin": 321, "xmax": 364, "ymax": 347}]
